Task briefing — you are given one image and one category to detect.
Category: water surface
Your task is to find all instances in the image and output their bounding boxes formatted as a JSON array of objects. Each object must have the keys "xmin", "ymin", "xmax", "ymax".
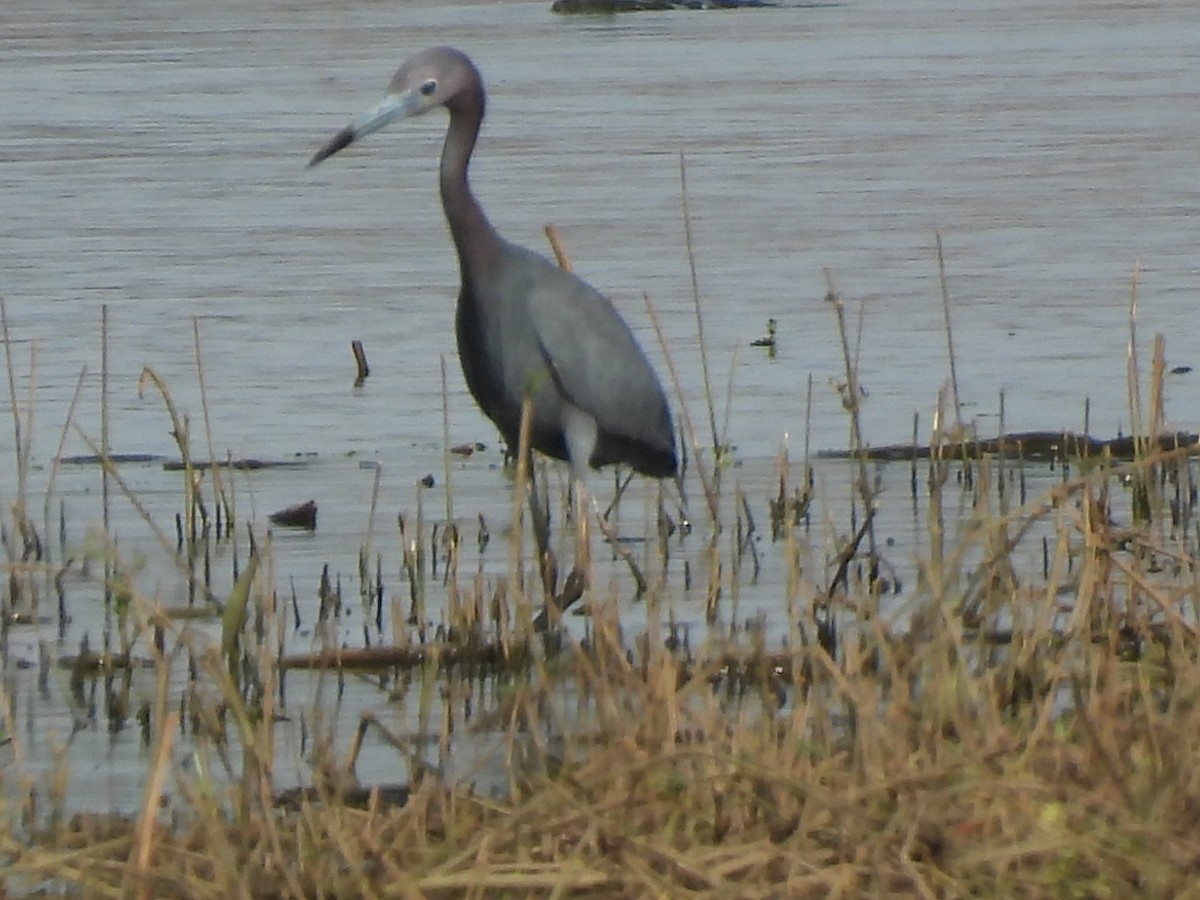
[{"xmin": 1, "ymin": 0, "xmax": 1197, "ymax": 810}]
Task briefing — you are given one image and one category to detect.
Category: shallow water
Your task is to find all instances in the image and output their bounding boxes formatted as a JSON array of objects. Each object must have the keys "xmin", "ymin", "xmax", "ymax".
[{"xmin": 2, "ymin": 0, "xmax": 1198, "ymax": 810}]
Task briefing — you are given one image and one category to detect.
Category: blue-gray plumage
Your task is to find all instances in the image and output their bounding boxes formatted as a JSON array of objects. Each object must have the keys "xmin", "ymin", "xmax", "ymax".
[{"xmin": 309, "ymin": 47, "xmax": 677, "ymax": 481}]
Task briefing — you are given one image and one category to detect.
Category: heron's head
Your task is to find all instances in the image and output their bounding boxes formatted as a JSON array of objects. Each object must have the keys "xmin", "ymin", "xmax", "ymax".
[{"xmin": 308, "ymin": 46, "xmax": 483, "ymax": 168}]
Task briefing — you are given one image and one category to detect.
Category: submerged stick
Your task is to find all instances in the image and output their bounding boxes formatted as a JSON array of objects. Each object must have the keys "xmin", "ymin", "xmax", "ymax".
[{"xmin": 351, "ymin": 339, "xmax": 370, "ymax": 386}]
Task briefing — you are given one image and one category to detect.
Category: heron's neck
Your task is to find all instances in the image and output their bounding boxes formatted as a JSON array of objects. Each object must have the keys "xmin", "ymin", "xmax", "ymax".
[{"xmin": 440, "ymin": 85, "xmax": 499, "ymax": 277}]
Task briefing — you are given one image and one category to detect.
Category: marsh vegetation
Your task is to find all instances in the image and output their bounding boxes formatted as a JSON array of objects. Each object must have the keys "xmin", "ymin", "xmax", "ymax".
[{"xmin": 3, "ymin": 270, "xmax": 1200, "ymax": 897}]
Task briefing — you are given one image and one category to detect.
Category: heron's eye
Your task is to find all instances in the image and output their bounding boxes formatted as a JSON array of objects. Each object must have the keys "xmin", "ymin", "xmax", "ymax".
[{"xmin": 420, "ymin": 79, "xmax": 437, "ymax": 96}]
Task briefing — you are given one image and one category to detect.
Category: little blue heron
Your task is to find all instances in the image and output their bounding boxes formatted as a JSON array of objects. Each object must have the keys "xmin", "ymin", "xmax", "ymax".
[{"xmin": 308, "ymin": 47, "xmax": 678, "ymax": 483}]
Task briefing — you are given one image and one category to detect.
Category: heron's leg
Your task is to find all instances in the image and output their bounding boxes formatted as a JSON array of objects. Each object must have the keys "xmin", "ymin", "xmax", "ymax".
[
  {"xmin": 572, "ymin": 478, "xmax": 592, "ymax": 578},
  {"xmin": 526, "ymin": 453, "xmax": 557, "ymax": 600},
  {"xmin": 562, "ymin": 405, "xmax": 598, "ymax": 582},
  {"xmin": 516, "ymin": 396, "xmax": 559, "ymax": 607},
  {"xmin": 561, "ymin": 405, "xmax": 598, "ymax": 481},
  {"xmin": 529, "ymin": 461, "xmax": 590, "ymax": 633}
]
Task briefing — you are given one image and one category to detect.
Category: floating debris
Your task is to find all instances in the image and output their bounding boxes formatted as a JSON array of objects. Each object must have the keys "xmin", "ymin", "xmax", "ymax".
[
  {"xmin": 269, "ymin": 500, "xmax": 318, "ymax": 530},
  {"xmin": 450, "ymin": 441, "xmax": 487, "ymax": 457}
]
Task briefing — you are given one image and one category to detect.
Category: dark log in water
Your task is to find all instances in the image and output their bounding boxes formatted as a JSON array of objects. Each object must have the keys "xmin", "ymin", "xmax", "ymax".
[
  {"xmin": 58, "ymin": 453, "xmax": 165, "ymax": 465},
  {"xmin": 819, "ymin": 430, "xmax": 1199, "ymax": 462},
  {"xmin": 163, "ymin": 457, "xmax": 315, "ymax": 471},
  {"xmin": 553, "ymin": 0, "xmax": 777, "ymax": 10}
]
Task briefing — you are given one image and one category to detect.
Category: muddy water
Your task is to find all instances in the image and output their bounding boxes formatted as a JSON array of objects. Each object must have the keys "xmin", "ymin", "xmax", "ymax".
[{"xmin": 2, "ymin": 0, "xmax": 1198, "ymax": 809}]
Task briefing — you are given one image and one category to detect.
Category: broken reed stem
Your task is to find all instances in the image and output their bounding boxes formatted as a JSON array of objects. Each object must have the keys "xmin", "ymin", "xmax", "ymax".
[
  {"xmin": 363, "ymin": 459, "xmax": 383, "ymax": 620},
  {"xmin": 804, "ymin": 371, "xmax": 813, "ymax": 474},
  {"xmin": 823, "ymin": 269, "xmax": 879, "ymax": 569},
  {"xmin": 644, "ymin": 292, "xmax": 718, "ymax": 524},
  {"xmin": 679, "ymin": 152, "xmax": 720, "ymax": 457},
  {"xmin": 0, "ymin": 674, "xmax": 20, "ymax": 764},
  {"xmin": 138, "ymin": 367, "xmax": 196, "ymax": 548},
  {"xmin": 511, "ymin": 396, "xmax": 533, "ymax": 611},
  {"xmin": 1149, "ymin": 332, "xmax": 1166, "ymax": 443},
  {"xmin": 131, "ymin": 710, "xmax": 178, "ymax": 900},
  {"xmin": 1142, "ymin": 332, "xmax": 1169, "ymax": 526},
  {"xmin": 1126, "ymin": 261, "xmax": 1143, "ymax": 456},
  {"xmin": 20, "ymin": 341, "xmax": 38, "ymax": 527},
  {"xmin": 249, "ymin": 556, "xmax": 281, "ymax": 845},
  {"xmin": 824, "ymin": 272, "xmax": 863, "ymax": 454},
  {"xmin": 410, "ymin": 487, "xmax": 427, "ymax": 635},
  {"xmin": 193, "ymin": 317, "xmax": 231, "ymax": 538},
  {"xmin": 1, "ymin": 293, "xmax": 27, "ymax": 517},
  {"xmin": 719, "ymin": 343, "xmax": 740, "ymax": 460},
  {"xmin": 441, "ymin": 354, "xmax": 453, "ymax": 522},
  {"xmin": 544, "ymin": 224, "xmax": 572, "ymax": 272},
  {"xmin": 911, "ymin": 410, "xmax": 920, "ymax": 498},
  {"xmin": 102, "ymin": 305, "xmax": 112, "ymax": 605},
  {"xmin": 42, "ymin": 367, "xmax": 87, "ymax": 586},
  {"xmin": 935, "ymin": 231, "xmax": 963, "ymax": 428}
]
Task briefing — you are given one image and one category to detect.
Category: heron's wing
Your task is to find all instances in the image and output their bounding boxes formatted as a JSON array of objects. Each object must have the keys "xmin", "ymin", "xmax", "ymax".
[{"xmin": 519, "ymin": 248, "xmax": 670, "ymax": 447}]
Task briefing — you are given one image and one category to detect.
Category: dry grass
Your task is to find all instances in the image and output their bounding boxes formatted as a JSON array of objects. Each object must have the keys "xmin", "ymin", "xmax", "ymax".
[
  {"xmin": 4, "ymin": 441, "xmax": 1200, "ymax": 898},
  {"xmin": 5, "ymin": 292, "xmax": 1200, "ymax": 898}
]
